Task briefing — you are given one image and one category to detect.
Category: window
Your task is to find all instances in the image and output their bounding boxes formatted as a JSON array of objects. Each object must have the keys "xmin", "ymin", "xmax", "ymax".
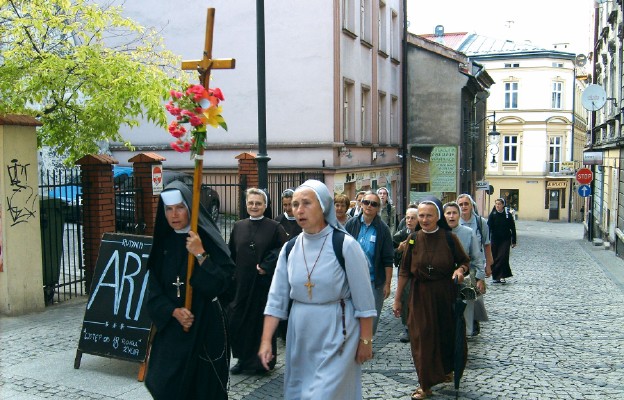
[
  {"xmin": 551, "ymin": 62, "xmax": 564, "ymax": 68},
  {"xmin": 504, "ymin": 82, "xmax": 518, "ymax": 109},
  {"xmin": 390, "ymin": 96, "xmax": 398, "ymax": 144},
  {"xmin": 504, "ymin": 63, "xmax": 519, "ymax": 68},
  {"xmin": 503, "ymin": 135, "xmax": 518, "ymax": 162},
  {"xmin": 361, "ymin": 86, "xmax": 371, "ymax": 143},
  {"xmin": 342, "ymin": 0, "xmax": 355, "ymax": 32},
  {"xmin": 343, "ymin": 80, "xmax": 355, "ymax": 142},
  {"xmin": 360, "ymin": 0, "xmax": 371, "ymax": 42},
  {"xmin": 551, "ymin": 81, "xmax": 563, "ymax": 109},
  {"xmin": 390, "ymin": 10, "xmax": 398, "ymax": 59},
  {"xmin": 501, "ymin": 189, "xmax": 519, "ymax": 211},
  {"xmin": 378, "ymin": 1, "xmax": 387, "ymax": 53},
  {"xmin": 549, "ymin": 136, "xmax": 562, "ymax": 173},
  {"xmin": 378, "ymin": 91, "xmax": 387, "ymax": 144}
]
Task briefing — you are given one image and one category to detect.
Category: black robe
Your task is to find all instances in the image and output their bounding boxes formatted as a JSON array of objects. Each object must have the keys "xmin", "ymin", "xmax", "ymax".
[
  {"xmin": 275, "ymin": 213, "xmax": 302, "ymax": 239},
  {"xmin": 227, "ymin": 217, "xmax": 287, "ymax": 369},
  {"xmin": 145, "ymin": 181, "xmax": 235, "ymax": 400}
]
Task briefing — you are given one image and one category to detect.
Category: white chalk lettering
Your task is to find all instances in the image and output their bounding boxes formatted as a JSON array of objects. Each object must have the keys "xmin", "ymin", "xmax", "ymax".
[{"xmin": 121, "ymin": 239, "xmax": 144, "ymax": 250}]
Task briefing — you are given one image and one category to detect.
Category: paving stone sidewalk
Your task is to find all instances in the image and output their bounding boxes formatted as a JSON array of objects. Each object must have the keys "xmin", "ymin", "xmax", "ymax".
[{"xmin": 1, "ymin": 221, "xmax": 623, "ymax": 399}]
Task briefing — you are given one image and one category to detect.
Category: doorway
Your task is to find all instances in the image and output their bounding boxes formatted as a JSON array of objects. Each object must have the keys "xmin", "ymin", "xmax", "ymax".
[{"xmin": 549, "ymin": 190, "xmax": 560, "ymax": 220}]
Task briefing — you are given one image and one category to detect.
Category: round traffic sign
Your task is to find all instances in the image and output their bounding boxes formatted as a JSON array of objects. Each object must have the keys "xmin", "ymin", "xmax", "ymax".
[
  {"xmin": 577, "ymin": 184, "xmax": 592, "ymax": 197},
  {"xmin": 576, "ymin": 168, "xmax": 593, "ymax": 185}
]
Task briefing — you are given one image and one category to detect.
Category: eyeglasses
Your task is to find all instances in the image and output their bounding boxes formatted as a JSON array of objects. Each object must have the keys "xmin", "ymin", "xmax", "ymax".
[{"xmin": 361, "ymin": 199, "xmax": 379, "ymax": 208}]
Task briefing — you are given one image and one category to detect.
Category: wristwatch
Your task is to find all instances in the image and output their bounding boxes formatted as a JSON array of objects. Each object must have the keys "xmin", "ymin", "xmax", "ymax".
[
  {"xmin": 195, "ymin": 252, "xmax": 208, "ymax": 263},
  {"xmin": 360, "ymin": 338, "xmax": 373, "ymax": 345}
]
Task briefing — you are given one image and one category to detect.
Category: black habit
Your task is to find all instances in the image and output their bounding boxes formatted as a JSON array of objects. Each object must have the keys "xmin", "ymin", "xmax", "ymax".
[
  {"xmin": 145, "ymin": 181, "xmax": 235, "ymax": 400},
  {"xmin": 275, "ymin": 213, "xmax": 302, "ymax": 239},
  {"xmin": 227, "ymin": 217, "xmax": 287, "ymax": 370}
]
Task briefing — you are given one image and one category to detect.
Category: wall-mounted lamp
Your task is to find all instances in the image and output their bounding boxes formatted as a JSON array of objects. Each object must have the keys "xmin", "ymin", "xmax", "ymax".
[
  {"xmin": 484, "ymin": 111, "xmax": 501, "ymax": 169},
  {"xmin": 338, "ymin": 145, "xmax": 352, "ymax": 158},
  {"xmin": 371, "ymin": 147, "xmax": 385, "ymax": 160},
  {"xmin": 487, "ymin": 111, "xmax": 501, "ymax": 144}
]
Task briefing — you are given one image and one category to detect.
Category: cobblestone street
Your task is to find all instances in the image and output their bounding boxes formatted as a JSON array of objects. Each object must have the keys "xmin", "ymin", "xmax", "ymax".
[{"xmin": 2, "ymin": 221, "xmax": 623, "ymax": 399}]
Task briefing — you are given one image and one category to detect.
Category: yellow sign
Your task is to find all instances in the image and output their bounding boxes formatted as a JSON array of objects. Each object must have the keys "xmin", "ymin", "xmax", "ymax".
[{"xmin": 547, "ymin": 181, "xmax": 567, "ymax": 189}]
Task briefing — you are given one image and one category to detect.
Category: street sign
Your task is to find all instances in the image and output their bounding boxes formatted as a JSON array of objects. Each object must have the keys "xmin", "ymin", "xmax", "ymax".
[
  {"xmin": 578, "ymin": 184, "xmax": 592, "ymax": 197},
  {"xmin": 476, "ymin": 180, "xmax": 489, "ymax": 190},
  {"xmin": 575, "ymin": 168, "xmax": 593, "ymax": 185},
  {"xmin": 152, "ymin": 165, "xmax": 163, "ymax": 194}
]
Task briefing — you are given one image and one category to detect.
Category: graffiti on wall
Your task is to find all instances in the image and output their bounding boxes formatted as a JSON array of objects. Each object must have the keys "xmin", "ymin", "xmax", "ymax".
[{"xmin": 6, "ymin": 159, "xmax": 37, "ymax": 226}]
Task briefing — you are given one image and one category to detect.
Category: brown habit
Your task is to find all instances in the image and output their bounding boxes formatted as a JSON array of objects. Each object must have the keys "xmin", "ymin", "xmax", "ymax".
[{"xmin": 400, "ymin": 229, "xmax": 470, "ymax": 390}]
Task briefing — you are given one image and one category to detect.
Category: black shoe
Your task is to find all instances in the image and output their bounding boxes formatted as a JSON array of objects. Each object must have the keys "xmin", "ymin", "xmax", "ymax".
[
  {"xmin": 399, "ymin": 330, "xmax": 410, "ymax": 343},
  {"xmin": 492, "ymin": 279, "xmax": 501, "ymax": 284},
  {"xmin": 472, "ymin": 321, "xmax": 481, "ymax": 336},
  {"xmin": 230, "ymin": 361, "xmax": 243, "ymax": 375},
  {"xmin": 500, "ymin": 278, "xmax": 506, "ymax": 284}
]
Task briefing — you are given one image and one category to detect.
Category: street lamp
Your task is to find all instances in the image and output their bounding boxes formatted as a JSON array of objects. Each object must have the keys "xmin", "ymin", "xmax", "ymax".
[{"xmin": 485, "ymin": 111, "xmax": 500, "ymax": 168}]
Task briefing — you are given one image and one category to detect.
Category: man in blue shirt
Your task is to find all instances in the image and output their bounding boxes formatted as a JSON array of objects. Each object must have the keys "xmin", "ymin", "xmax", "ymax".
[{"xmin": 345, "ymin": 191, "xmax": 394, "ymax": 335}]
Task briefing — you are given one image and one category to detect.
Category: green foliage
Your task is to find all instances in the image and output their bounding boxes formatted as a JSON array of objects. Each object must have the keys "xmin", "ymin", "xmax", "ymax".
[{"xmin": 0, "ymin": 0, "xmax": 185, "ymax": 164}]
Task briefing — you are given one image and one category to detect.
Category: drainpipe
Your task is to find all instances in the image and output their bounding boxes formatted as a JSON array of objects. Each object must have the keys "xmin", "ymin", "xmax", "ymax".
[{"xmin": 400, "ymin": 0, "xmax": 408, "ymax": 212}]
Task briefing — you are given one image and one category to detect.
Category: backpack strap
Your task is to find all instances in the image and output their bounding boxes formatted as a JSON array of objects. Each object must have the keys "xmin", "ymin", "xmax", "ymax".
[{"xmin": 284, "ymin": 230, "xmax": 346, "ymax": 270}]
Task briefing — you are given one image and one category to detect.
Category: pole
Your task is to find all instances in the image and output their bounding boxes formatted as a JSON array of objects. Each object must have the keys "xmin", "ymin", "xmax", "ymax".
[
  {"xmin": 568, "ymin": 66, "xmax": 576, "ymax": 223},
  {"xmin": 400, "ymin": 0, "xmax": 408, "ymax": 211},
  {"xmin": 256, "ymin": 0, "xmax": 270, "ymax": 189},
  {"xmin": 588, "ymin": 1, "xmax": 600, "ymax": 241},
  {"xmin": 183, "ymin": 10, "xmax": 216, "ymax": 320}
]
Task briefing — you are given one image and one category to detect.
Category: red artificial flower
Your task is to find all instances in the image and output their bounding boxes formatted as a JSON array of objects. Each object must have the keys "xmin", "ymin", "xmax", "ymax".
[
  {"xmin": 169, "ymin": 90, "xmax": 183, "ymax": 99},
  {"xmin": 171, "ymin": 140, "xmax": 191, "ymax": 153},
  {"xmin": 210, "ymin": 87, "xmax": 224, "ymax": 101}
]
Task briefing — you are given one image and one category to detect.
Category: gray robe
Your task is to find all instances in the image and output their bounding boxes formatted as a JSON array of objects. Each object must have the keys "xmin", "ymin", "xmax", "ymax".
[{"xmin": 265, "ymin": 225, "xmax": 376, "ymax": 400}]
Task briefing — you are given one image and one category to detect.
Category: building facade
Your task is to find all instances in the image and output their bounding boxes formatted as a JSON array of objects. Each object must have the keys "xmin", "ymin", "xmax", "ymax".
[
  {"xmin": 405, "ymin": 32, "xmax": 493, "ymax": 209},
  {"xmin": 590, "ymin": 0, "xmax": 624, "ymax": 256},
  {"xmin": 106, "ymin": 0, "xmax": 403, "ymax": 204},
  {"xmin": 452, "ymin": 35, "xmax": 588, "ymax": 222}
]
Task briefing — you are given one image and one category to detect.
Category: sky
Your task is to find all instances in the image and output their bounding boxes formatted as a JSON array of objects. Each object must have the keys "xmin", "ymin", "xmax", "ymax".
[{"xmin": 407, "ymin": 0, "xmax": 596, "ymax": 55}]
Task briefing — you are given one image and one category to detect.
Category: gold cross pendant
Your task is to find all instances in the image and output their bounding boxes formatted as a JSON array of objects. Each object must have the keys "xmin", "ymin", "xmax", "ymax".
[{"xmin": 304, "ymin": 279, "xmax": 315, "ymax": 300}]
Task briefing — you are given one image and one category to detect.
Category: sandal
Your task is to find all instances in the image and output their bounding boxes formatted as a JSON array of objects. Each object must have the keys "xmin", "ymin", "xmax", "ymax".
[{"xmin": 411, "ymin": 387, "xmax": 432, "ymax": 399}]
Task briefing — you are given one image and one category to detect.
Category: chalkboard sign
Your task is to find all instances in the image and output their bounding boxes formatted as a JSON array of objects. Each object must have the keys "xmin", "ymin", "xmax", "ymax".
[{"xmin": 75, "ymin": 233, "xmax": 153, "ymax": 368}]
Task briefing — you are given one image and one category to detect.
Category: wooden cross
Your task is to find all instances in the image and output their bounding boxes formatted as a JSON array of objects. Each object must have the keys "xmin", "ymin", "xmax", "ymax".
[
  {"xmin": 304, "ymin": 279, "xmax": 315, "ymax": 300},
  {"xmin": 173, "ymin": 276, "xmax": 184, "ymax": 298},
  {"xmin": 179, "ymin": 8, "xmax": 236, "ymax": 322},
  {"xmin": 181, "ymin": 8, "xmax": 236, "ymax": 91}
]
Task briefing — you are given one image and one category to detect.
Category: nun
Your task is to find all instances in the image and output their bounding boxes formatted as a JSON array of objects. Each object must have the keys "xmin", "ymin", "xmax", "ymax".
[
  {"xmin": 392, "ymin": 196, "xmax": 470, "ymax": 400},
  {"xmin": 259, "ymin": 180, "xmax": 376, "ymax": 399},
  {"xmin": 145, "ymin": 180, "xmax": 235, "ymax": 400}
]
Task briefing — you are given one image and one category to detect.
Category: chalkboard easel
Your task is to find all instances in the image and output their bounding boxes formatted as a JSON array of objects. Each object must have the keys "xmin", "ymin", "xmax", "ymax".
[{"xmin": 74, "ymin": 233, "xmax": 153, "ymax": 381}]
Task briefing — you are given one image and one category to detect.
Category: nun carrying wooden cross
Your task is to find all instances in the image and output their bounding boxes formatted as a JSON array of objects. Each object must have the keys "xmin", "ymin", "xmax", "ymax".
[{"xmin": 145, "ymin": 180, "xmax": 235, "ymax": 400}]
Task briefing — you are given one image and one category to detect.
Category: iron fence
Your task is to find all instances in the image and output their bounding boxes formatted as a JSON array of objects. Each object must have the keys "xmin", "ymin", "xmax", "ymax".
[
  {"xmin": 39, "ymin": 168, "xmax": 85, "ymax": 305},
  {"xmin": 267, "ymin": 171, "xmax": 325, "ymax": 218}
]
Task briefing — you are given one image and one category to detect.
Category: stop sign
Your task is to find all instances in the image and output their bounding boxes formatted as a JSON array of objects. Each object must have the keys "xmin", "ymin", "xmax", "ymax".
[{"xmin": 576, "ymin": 168, "xmax": 593, "ymax": 185}]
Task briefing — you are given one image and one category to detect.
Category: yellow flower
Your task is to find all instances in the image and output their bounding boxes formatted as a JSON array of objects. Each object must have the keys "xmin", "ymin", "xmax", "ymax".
[{"xmin": 201, "ymin": 106, "xmax": 224, "ymax": 128}]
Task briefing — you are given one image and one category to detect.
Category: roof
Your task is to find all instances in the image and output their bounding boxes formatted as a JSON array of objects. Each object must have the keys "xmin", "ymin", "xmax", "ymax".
[
  {"xmin": 418, "ymin": 32, "xmax": 575, "ymax": 60},
  {"xmin": 458, "ymin": 33, "xmax": 549, "ymax": 55},
  {"xmin": 419, "ymin": 32, "xmax": 469, "ymax": 50}
]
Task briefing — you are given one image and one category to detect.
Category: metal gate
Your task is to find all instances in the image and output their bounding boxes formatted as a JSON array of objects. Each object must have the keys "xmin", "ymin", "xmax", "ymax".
[{"xmin": 39, "ymin": 168, "xmax": 86, "ymax": 305}]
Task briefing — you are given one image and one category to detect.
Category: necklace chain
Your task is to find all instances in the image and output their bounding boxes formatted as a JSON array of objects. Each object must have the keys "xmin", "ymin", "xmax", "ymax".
[{"xmin": 302, "ymin": 233, "xmax": 330, "ymax": 299}]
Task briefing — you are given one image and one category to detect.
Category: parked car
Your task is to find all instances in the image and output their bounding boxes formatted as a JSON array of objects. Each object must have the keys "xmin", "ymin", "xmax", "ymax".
[
  {"xmin": 115, "ymin": 170, "xmax": 220, "ymax": 233},
  {"xmin": 47, "ymin": 166, "xmax": 133, "ymax": 223}
]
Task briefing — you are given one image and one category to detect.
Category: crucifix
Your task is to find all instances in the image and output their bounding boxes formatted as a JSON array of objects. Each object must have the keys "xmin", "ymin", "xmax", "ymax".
[
  {"xmin": 172, "ymin": 276, "xmax": 184, "ymax": 298},
  {"xmin": 304, "ymin": 280, "xmax": 315, "ymax": 300},
  {"xmin": 180, "ymin": 8, "xmax": 235, "ymax": 322},
  {"xmin": 427, "ymin": 265, "xmax": 434, "ymax": 276}
]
